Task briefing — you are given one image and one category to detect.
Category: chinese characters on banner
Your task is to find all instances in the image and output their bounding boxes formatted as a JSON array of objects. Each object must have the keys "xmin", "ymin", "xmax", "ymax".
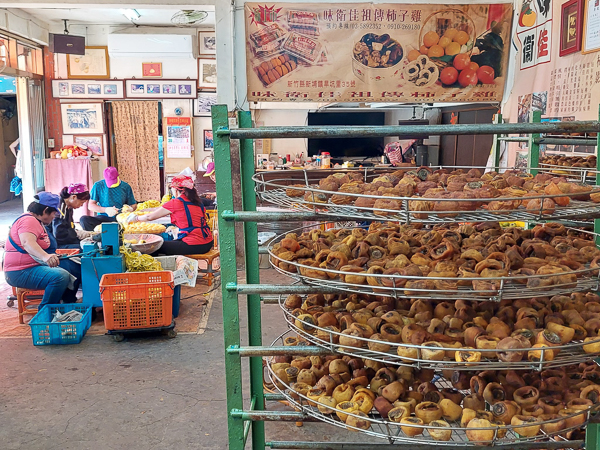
[
  {"xmin": 502, "ymin": 0, "xmax": 600, "ymax": 168},
  {"xmin": 548, "ymin": 56, "xmax": 600, "ymax": 116},
  {"xmin": 245, "ymin": 3, "xmax": 513, "ymax": 103},
  {"xmin": 516, "ymin": 0, "xmax": 552, "ymax": 69},
  {"xmin": 165, "ymin": 117, "xmax": 192, "ymax": 159}
]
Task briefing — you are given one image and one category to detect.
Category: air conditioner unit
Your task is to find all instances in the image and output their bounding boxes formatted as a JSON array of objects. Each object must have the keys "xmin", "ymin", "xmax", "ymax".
[{"xmin": 108, "ymin": 34, "xmax": 196, "ymax": 58}]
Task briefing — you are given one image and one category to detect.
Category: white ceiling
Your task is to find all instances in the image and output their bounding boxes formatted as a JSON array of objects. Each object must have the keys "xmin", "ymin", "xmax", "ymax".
[{"xmin": 25, "ymin": 8, "xmax": 215, "ymax": 27}]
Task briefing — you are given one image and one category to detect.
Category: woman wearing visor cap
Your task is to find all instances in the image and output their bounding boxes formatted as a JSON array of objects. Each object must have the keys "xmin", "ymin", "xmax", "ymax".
[{"xmin": 3, "ymin": 192, "xmax": 81, "ymax": 307}]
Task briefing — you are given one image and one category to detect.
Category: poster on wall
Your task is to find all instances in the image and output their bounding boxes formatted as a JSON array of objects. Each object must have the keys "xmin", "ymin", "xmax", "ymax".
[
  {"xmin": 244, "ymin": 3, "xmax": 513, "ymax": 103},
  {"xmin": 165, "ymin": 117, "xmax": 192, "ymax": 158},
  {"xmin": 67, "ymin": 46, "xmax": 110, "ymax": 79}
]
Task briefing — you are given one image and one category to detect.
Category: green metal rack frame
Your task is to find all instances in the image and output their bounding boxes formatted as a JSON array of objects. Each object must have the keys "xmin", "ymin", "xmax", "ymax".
[{"xmin": 211, "ymin": 104, "xmax": 600, "ymax": 450}]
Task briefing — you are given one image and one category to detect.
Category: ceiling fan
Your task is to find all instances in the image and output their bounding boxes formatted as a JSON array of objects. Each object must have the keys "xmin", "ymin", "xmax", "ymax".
[{"xmin": 171, "ymin": 10, "xmax": 209, "ymax": 26}]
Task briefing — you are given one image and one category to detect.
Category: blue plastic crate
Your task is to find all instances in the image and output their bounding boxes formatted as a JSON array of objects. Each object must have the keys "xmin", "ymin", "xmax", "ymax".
[{"xmin": 29, "ymin": 304, "xmax": 92, "ymax": 346}]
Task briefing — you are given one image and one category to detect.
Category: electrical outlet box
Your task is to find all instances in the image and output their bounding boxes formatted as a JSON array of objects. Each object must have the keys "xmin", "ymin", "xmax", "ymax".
[{"xmin": 48, "ymin": 138, "xmax": 55, "ymax": 148}]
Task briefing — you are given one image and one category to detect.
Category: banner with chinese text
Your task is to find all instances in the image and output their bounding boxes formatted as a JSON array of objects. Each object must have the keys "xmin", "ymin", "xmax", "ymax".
[
  {"xmin": 503, "ymin": 0, "xmax": 600, "ymax": 166},
  {"xmin": 245, "ymin": 3, "xmax": 513, "ymax": 103}
]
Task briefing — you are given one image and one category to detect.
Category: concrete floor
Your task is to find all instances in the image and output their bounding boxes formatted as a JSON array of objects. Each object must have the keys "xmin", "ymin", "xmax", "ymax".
[
  {"xmin": 0, "ymin": 268, "xmax": 379, "ymax": 449},
  {"xmin": 0, "ymin": 197, "xmax": 23, "ymax": 242}
]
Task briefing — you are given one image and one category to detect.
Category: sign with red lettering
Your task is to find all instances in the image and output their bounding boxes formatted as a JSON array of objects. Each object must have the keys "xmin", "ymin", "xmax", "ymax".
[
  {"xmin": 166, "ymin": 117, "xmax": 192, "ymax": 158},
  {"xmin": 516, "ymin": 0, "xmax": 553, "ymax": 69},
  {"xmin": 245, "ymin": 3, "xmax": 513, "ymax": 103}
]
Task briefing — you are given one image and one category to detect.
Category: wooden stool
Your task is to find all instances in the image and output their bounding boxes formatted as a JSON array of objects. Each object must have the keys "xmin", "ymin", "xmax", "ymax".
[
  {"xmin": 187, "ymin": 248, "xmax": 220, "ymax": 286},
  {"xmin": 15, "ymin": 287, "xmax": 44, "ymax": 324}
]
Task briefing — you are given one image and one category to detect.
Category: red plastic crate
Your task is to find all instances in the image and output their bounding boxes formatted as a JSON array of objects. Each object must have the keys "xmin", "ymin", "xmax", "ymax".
[
  {"xmin": 56, "ymin": 248, "xmax": 80, "ymax": 256},
  {"xmin": 99, "ymin": 271, "xmax": 174, "ymax": 331}
]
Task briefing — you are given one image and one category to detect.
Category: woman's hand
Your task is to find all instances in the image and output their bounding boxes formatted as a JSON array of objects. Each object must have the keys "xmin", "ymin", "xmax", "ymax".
[
  {"xmin": 126, "ymin": 213, "xmax": 140, "ymax": 223},
  {"xmin": 105, "ymin": 206, "xmax": 119, "ymax": 217},
  {"xmin": 44, "ymin": 254, "xmax": 60, "ymax": 268},
  {"xmin": 20, "ymin": 232, "xmax": 59, "ymax": 267},
  {"xmin": 76, "ymin": 229, "xmax": 92, "ymax": 240}
]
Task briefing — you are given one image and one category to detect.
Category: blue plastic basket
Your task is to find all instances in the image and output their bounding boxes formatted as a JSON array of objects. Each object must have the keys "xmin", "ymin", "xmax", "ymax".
[{"xmin": 29, "ymin": 304, "xmax": 92, "ymax": 346}]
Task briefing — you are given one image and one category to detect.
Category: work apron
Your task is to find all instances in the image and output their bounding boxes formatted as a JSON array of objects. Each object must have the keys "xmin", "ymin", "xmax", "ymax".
[
  {"xmin": 5, "ymin": 214, "xmax": 57, "ymax": 265},
  {"xmin": 176, "ymin": 197, "xmax": 211, "ymax": 241},
  {"xmin": 4, "ymin": 214, "xmax": 77, "ymax": 290}
]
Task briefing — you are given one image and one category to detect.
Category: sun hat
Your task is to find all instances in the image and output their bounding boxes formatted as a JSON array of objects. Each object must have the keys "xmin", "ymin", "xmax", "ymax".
[
  {"xmin": 203, "ymin": 162, "xmax": 215, "ymax": 177},
  {"xmin": 104, "ymin": 167, "xmax": 120, "ymax": 188},
  {"xmin": 170, "ymin": 175, "xmax": 195, "ymax": 190},
  {"xmin": 36, "ymin": 192, "xmax": 60, "ymax": 210},
  {"xmin": 67, "ymin": 183, "xmax": 88, "ymax": 194}
]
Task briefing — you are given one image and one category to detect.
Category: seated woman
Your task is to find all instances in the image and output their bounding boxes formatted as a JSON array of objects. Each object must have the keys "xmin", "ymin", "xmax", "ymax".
[
  {"xmin": 4, "ymin": 193, "xmax": 81, "ymax": 306},
  {"xmin": 51, "ymin": 183, "xmax": 92, "ymax": 249},
  {"xmin": 127, "ymin": 175, "xmax": 213, "ymax": 255}
]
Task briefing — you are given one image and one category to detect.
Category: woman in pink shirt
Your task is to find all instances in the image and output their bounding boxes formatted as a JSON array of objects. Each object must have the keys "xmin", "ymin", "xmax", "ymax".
[{"xmin": 4, "ymin": 192, "xmax": 75, "ymax": 307}]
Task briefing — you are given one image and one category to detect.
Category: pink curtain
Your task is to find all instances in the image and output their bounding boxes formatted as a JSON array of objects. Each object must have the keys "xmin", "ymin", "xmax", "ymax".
[{"xmin": 43, "ymin": 158, "xmax": 93, "ymax": 222}]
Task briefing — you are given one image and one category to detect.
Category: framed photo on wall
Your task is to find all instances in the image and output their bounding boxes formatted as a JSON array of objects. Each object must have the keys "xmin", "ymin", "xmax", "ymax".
[
  {"xmin": 61, "ymin": 103, "xmax": 104, "ymax": 135},
  {"xmin": 67, "ymin": 46, "xmax": 110, "ymax": 79},
  {"xmin": 198, "ymin": 31, "xmax": 216, "ymax": 55},
  {"xmin": 560, "ymin": 0, "xmax": 584, "ymax": 56},
  {"xmin": 583, "ymin": 0, "xmax": 600, "ymax": 54},
  {"xmin": 125, "ymin": 79, "xmax": 197, "ymax": 98},
  {"xmin": 142, "ymin": 62, "xmax": 162, "ymax": 77},
  {"xmin": 204, "ymin": 129, "xmax": 214, "ymax": 151},
  {"xmin": 51, "ymin": 79, "xmax": 124, "ymax": 99},
  {"xmin": 198, "ymin": 59, "xmax": 217, "ymax": 89},
  {"xmin": 193, "ymin": 92, "xmax": 217, "ymax": 116},
  {"xmin": 74, "ymin": 135, "xmax": 104, "ymax": 156}
]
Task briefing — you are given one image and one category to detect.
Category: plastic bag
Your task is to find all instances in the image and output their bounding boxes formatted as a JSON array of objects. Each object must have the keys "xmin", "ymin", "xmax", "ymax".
[{"xmin": 178, "ymin": 167, "xmax": 196, "ymax": 181}]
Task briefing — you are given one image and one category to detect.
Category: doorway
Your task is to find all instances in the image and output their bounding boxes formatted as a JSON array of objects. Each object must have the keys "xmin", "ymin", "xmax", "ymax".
[
  {"xmin": 439, "ymin": 104, "xmax": 498, "ymax": 167},
  {"xmin": 16, "ymin": 77, "xmax": 45, "ymax": 204}
]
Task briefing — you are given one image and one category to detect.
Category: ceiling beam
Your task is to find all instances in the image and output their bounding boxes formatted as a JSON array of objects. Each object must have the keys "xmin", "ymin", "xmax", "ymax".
[{"xmin": 1, "ymin": 1, "xmax": 215, "ymax": 7}]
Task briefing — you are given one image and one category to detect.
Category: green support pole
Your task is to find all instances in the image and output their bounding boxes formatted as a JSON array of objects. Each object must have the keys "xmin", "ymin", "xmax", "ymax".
[
  {"xmin": 491, "ymin": 112, "xmax": 502, "ymax": 168},
  {"xmin": 212, "ymin": 104, "xmax": 245, "ymax": 450},
  {"xmin": 595, "ymin": 105, "xmax": 600, "ymax": 246},
  {"xmin": 587, "ymin": 416, "xmax": 599, "ymax": 450},
  {"xmin": 528, "ymin": 110, "xmax": 541, "ymax": 176},
  {"xmin": 238, "ymin": 110, "xmax": 266, "ymax": 450}
]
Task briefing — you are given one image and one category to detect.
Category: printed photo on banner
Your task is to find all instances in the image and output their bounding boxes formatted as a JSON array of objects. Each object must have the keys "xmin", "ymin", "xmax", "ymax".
[
  {"xmin": 514, "ymin": 150, "xmax": 528, "ymax": 169},
  {"xmin": 532, "ymin": 91, "xmax": 547, "ymax": 115},
  {"xmin": 518, "ymin": 94, "xmax": 532, "ymax": 123},
  {"xmin": 244, "ymin": 3, "xmax": 513, "ymax": 103}
]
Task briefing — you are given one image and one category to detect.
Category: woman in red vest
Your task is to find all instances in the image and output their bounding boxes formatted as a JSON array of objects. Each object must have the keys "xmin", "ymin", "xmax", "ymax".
[{"xmin": 130, "ymin": 175, "xmax": 213, "ymax": 255}]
